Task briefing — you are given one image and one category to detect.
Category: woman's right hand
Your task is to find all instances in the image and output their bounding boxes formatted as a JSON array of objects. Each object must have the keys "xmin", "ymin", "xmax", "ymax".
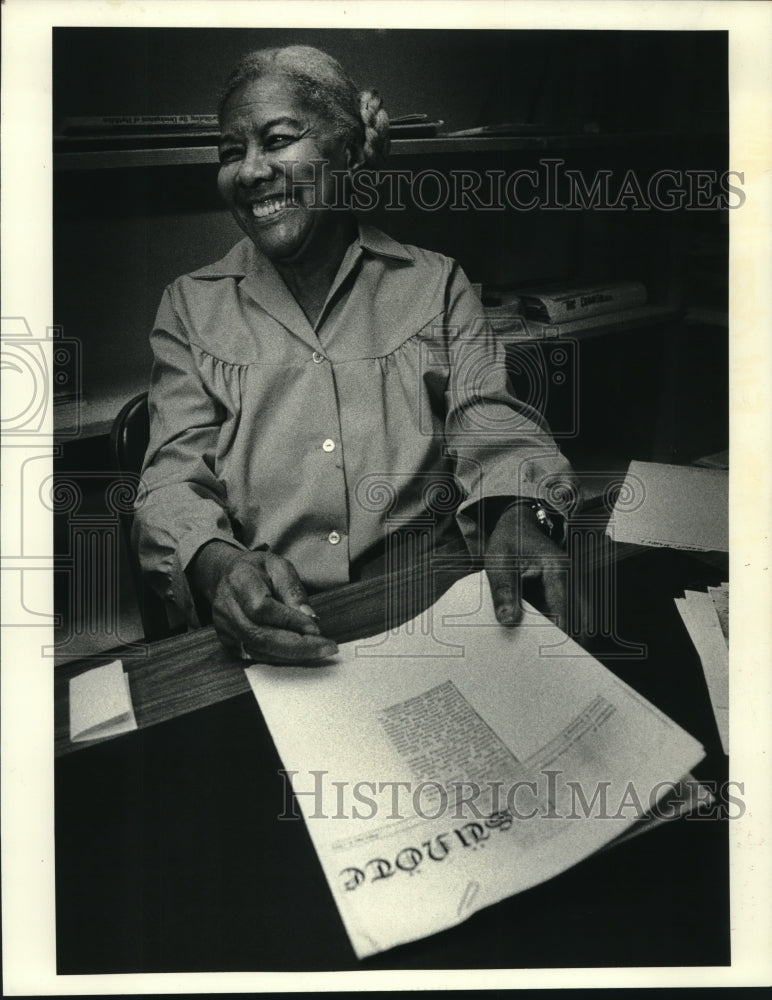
[{"xmin": 190, "ymin": 541, "xmax": 339, "ymax": 664}]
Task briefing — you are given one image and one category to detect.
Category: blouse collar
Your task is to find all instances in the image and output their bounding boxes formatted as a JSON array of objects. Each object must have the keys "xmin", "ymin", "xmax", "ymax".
[{"xmin": 186, "ymin": 222, "xmax": 414, "ymax": 347}]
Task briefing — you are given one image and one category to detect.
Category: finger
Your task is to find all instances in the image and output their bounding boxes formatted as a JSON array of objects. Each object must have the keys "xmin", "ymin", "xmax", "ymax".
[
  {"xmin": 541, "ymin": 569, "xmax": 568, "ymax": 633},
  {"xmin": 485, "ymin": 565, "xmax": 523, "ymax": 626},
  {"xmin": 226, "ymin": 560, "xmax": 318, "ymax": 635},
  {"xmin": 266, "ymin": 552, "xmax": 309, "ymax": 606},
  {"xmin": 236, "ymin": 589, "xmax": 322, "ymax": 636},
  {"xmin": 241, "ymin": 624, "xmax": 338, "ymax": 664},
  {"xmin": 266, "ymin": 556, "xmax": 321, "ymax": 625}
]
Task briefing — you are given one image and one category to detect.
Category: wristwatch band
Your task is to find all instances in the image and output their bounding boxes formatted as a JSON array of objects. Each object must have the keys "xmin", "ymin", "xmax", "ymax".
[{"xmin": 493, "ymin": 497, "xmax": 567, "ymax": 545}]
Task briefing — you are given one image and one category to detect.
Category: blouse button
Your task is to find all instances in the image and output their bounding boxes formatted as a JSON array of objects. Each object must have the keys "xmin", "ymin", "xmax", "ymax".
[
  {"xmin": 328, "ymin": 531, "xmax": 341, "ymax": 545},
  {"xmin": 322, "ymin": 438, "xmax": 336, "ymax": 452},
  {"xmin": 312, "ymin": 351, "xmax": 324, "ymax": 363}
]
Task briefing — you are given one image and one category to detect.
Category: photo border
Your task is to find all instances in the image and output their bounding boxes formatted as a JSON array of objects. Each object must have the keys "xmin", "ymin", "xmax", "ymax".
[{"xmin": 2, "ymin": 0, "xmax": 770, "ymax": 993}]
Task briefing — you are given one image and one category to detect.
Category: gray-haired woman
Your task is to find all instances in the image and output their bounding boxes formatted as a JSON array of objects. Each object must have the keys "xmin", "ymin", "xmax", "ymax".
[{"xmin": 134, "ymin": 45, "xmax": 580, "ymax": 663}]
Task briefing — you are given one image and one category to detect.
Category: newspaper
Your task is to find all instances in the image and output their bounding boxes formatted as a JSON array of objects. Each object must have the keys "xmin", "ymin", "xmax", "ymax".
[{"xmin": 245, "ymin": 571, "xmax": 705, "ymax": 958}]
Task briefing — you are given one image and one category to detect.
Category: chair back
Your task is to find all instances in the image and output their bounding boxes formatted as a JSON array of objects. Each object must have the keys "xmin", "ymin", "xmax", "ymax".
[{"xmin": 110, "ymin": 392, "xmax": 172, "ymax": 642}]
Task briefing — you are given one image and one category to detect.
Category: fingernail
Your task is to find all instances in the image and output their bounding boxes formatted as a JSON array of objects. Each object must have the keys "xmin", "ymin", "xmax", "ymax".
[
  {"xmin": 496, "ymin": 605, "xmax": 518, "ymax": 625},
  {"xmin": 318, "ymin": 642, "xmax": 338, "ymax": 658},
  {"xmin": 299, "ymin": 603, "xmax": 320, "ymax": 620}
]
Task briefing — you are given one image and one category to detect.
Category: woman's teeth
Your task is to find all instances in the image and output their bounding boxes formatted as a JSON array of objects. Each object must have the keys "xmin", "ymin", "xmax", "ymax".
[{"xmin": 251, "ymin": 198, "xmax": 297, "ymax": 219}]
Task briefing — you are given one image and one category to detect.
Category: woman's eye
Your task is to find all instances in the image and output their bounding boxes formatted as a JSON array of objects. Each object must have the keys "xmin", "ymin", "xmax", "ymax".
[
  {"xmin": 265, "ymin": 133, "xmax": 297, "ymax": 150},
  {"xmin": 218, "ymin": 146, "xmax": 244, "ymax": 164}
]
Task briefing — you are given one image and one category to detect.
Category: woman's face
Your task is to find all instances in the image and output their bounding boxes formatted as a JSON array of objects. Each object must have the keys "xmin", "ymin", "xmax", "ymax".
[{"xmin": 217, "ymin": 74, "xmax": 351, "ymax": 264}]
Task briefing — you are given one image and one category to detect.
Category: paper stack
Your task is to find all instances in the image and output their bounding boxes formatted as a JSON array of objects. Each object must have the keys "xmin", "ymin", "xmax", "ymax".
[
  {"xmin": 675, "ymin": 584, "xmax": 729, "ymax": 755},
  {"xmin": 608, "ymin": 460, "xmax": 728, "ymax": 552}
]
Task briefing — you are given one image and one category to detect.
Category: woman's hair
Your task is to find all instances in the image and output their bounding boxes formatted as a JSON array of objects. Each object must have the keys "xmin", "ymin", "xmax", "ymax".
[{"xmin": 218, "ymin": 45, "xmax": 390, "ymax": 167}]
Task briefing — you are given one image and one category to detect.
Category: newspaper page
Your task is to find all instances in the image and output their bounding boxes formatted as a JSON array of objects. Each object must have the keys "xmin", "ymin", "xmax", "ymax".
[{"xmin": 245, "ymin": 571, "xmax": 705, "ymax": 959}]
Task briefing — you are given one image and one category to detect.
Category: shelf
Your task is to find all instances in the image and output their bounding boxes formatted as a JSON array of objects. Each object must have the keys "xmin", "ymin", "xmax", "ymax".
[
  {"xmin": 684, "ymin": 306, "xmax": 728, "ymax": 328},
  {"xmin": 56, "ymin": 144, "xmax": 221, "ymax": 171},
  {"xmin": 522, "ymin": 304, "xmax": 680, "ymax": 342},
  {"xmin": 55, "ymin": 389, "xmax": 137, "ymax": 439},
  {"xmin": 54, "ymin": 131, "xmax": 691, "ymax": 172}
]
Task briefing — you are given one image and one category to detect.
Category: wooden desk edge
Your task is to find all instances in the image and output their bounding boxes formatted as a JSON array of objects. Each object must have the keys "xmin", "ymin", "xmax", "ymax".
[{"xmin": 54, "ymin": 540, "xmax": 652, "ymax": 758}]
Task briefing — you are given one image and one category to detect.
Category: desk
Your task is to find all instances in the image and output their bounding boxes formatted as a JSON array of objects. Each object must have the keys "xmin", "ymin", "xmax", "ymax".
[
  {"xmin": 55, "ymin": 545, "xmax": 729, "ymax": 973},
  {"xmin": 54, "ymin": 525, "xmax": 642, "ymax": 758}
]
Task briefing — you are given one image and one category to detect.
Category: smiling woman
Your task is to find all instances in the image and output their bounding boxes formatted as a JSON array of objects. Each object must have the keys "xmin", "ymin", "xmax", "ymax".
[
  {"xmin": 215, "ymin": 47, "xmax": 389, "ymax": 321},
  {"xmin": 216, "ymin": 74, "xmax": 356, "ymax": 308},
  {"xmin": 132, "ymin": 44, "xmax": 581, "ymax": 665}
]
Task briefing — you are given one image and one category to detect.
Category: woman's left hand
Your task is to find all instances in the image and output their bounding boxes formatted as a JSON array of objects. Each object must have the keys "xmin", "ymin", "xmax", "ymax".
[{"xmin": 484, "ymin": 503, "xmax": 585, "ymax": 641}]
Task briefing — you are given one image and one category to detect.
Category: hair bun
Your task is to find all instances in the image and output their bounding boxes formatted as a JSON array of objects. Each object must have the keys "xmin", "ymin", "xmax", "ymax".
[{"xmin": 359, "ymin": 89, "xmax": 390, "ymax": 166}]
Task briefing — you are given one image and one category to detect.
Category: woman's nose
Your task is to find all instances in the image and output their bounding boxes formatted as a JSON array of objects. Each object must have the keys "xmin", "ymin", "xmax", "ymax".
[{"xmin": 237, "ymin": 148, "xmax": 274, "ymax": 185}]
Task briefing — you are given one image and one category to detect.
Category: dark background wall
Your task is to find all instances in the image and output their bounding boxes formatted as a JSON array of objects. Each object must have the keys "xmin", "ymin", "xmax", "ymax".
[
  {"xmin": 53, "ymin": 28, "xmax": 728, "ymax": 426},
  {"xmin": 54, "ymin": 28, "xmax": 727, "ymax": 134}
]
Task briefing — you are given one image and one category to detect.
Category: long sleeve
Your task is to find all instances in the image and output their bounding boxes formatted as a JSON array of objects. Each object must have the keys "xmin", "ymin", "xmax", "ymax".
[
  {"xmin": 132, "ymin": 285, "xmax": 246, "ymax": 624},
  {"xmin": 439, "ymin": 262, "xmax": 580, "ymax": 542}
]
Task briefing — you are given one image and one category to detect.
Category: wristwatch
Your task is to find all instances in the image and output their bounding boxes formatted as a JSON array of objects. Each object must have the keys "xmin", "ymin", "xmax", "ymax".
[
  {"xmin": 527, "ymin": 500, "xmax": 567, "ymax": 545},
  {"xmin": 493, "ymin": 497, "xmax": 568, "ymax": 546},
  {"xmin": 530, "ymin": 500, "xmax": 556, "ymax": 537}
]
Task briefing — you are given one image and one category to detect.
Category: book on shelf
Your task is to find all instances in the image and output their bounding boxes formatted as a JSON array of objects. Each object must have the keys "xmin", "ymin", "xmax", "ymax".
[
  {"xmin": 523, "ymin": 303, "xmax": 672, "ymax": 339},
  {"xmin": 468, "ymin": 287, "xmax": 525, "ymax": 335},
  {"xmin": 57, "ymin": 111, "xmax": 445, "ymax": 142},
  {"xmin": 442, "ymin": 122, "xmax": 561, "ymax": 138},
  {"xmin": 389, "ymin": 113, "xmax": 444, "ymax": 137},
  {"xmin": 474, "ymin": 285, "xmax": 664, "ymax": 339},
  {"xmin": 59, "ymin": 114, "xmax": 219, "ymax": 134},
  {"xmin": 518, "ymin": 280, "xmax": 647, "ymax": 323},
  {"xmin": 483, "ymin": 294, "xmax": 524, "ymax": 334}
]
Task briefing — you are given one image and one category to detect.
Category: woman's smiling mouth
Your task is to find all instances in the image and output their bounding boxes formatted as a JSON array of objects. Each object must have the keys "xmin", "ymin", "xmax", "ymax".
[{"xmin": 249, "ymin": 196, "xmax": 299, "ymax": 220}]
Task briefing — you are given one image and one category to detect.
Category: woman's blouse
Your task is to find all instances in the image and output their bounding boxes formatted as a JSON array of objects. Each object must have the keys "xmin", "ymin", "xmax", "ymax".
[{"xmin": 133, "ymin": 222, "xmax": 577, "ymax": 623}]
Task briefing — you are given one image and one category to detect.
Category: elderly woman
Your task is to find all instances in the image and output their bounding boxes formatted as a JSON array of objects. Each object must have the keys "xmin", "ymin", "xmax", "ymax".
[{"xmin": 134, "ymin": 45, "xmax": 579, "ymax": 663}]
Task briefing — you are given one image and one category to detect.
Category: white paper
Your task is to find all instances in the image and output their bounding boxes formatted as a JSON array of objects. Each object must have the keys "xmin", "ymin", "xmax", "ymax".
[
  {"xmin": 675, "ymin": 592, "xmax": 729, "ymax": 754},
  {"xmin": 69, "ymin": 660, "xmax": 138, "ymax": 743},
  {"xmin": 245, "ymin": 572, "xmax": 705, "ymax": 959},
  {"xmin": 708, "ymin": 584, "xmax": 730, "ymax": 645},
  {"xmin": 607, "ymin": 460, "xmax": 728, "ymax": 551}
]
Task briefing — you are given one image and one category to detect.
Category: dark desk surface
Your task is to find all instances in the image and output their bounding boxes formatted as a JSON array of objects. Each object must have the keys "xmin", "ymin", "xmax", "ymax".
[{"xmin": 55, "ymin": 545, "xmax": 729, "ymax": 973}]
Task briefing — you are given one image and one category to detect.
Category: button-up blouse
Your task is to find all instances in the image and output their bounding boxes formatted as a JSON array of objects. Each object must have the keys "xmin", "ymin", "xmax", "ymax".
[{"xmin": 133, "ymin": 222, "xmax": 577, "ymax": 623}]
